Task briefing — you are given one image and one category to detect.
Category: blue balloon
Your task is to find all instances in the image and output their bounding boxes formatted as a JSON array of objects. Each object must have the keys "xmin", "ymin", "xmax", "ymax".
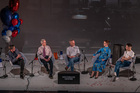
[
  {"xmin": 0, "ymin": 6, "xmax": 12, "ymax": 26},
  {"xmin": 17, "ymin": 28, "xmax": 20, "ymax": 34},
  {"xmin": 12, "ymin": 12, "xmax": 19, "ymax": 19},
  {"xmin": 1, "ymin": 29, "xmax": 7, "ymax": 36},
  {"xmin": 15, "ymin": 19, "xmax": 21, "ymax": 28},
  {"xmin": 8, "ymin": 25, "xmax": 15, "ymax": 31}
]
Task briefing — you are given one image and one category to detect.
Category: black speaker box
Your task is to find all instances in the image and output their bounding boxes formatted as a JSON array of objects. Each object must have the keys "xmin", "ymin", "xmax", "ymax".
[
  {"xmin": 112, "ymin": 44, "xmax": 125, "ymax": 64},
  {"xmin": 58, "ymin": 71, "xmax": 80, "ymax": 84}
]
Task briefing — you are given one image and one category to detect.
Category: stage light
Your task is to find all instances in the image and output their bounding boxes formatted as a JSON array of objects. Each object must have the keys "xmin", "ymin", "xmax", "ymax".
[{"xmin": 72, "ymin": 14, "xmax": 87, "ymax": 19}]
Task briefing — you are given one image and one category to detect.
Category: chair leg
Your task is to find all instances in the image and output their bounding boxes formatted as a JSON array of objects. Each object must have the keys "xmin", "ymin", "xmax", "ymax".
[
  {"xmin": 78, "ymin": 64, "xmax": 81, "ymax": 72},
  {"xmin": 10, "ymin": 67, "xmax": 16, "ymax": 78},
  {"xmin": 128, "ymin": 69, "xmax": 130, "ymax": 79}
]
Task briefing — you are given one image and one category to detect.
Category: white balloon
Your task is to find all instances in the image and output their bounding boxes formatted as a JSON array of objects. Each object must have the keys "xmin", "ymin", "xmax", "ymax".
[
  {"xmin": 6, "ymin": 30, "xmax": 12, "ymax": 36},
  {"xmin": 2, "ymin": 36, "xmax": 11, "ymax": 43}
]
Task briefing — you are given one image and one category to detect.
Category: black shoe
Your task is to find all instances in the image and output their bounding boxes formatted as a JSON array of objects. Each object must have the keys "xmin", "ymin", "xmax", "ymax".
[
  {"xmin": 95, "ymin": 76, "xmax": 98, "ymax": 79},
  {"xmin": 90, "ymin": 75, "xmax": 94, "ymax": 78},
  {"xmin": 49, "ymin": 75, "xmax": 53, "ymax": 79},
  {"xmin": 20, "ymin": 74, "xmax": 24, "ymax": 79},
  {"xmin": 65, "ymin": 66, "xmax": 68, "ymax": 71}
]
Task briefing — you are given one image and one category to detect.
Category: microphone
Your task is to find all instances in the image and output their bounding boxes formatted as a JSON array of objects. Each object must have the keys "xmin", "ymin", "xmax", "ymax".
[
  {"xmin": 80, "ymin": 49, "xmax": 84, "ymax": 53},
  {"xmin": 38, "ymin": 53, "xmax": 42, "ymax": 55},
  {"xmin": 29, "ymin": 60, "xmax": 34, "ymax": 65}
]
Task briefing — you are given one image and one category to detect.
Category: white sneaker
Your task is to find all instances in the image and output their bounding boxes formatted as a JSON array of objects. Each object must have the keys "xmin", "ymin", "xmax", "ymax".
[
  {"xmin": 114, "ymin": 72, "xmax": 117, "ymax": 76},
  {"xmin": 116, "ymin": 77, "xmax": 119, "ymax": 80}
]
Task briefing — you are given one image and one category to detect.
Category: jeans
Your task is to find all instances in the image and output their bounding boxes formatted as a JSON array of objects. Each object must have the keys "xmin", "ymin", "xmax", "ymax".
[
  {"xmin": 13, "ymin": 58, "xmax": 25, "ymax": 74},
  {"xmin": 114, "ymin": 60, "xmax": 131, "ymax": 77},
  {"xmin": 41, "ymin": 56, "xmax": 53, "ymax": 76},
  {"xmin": 67, "ymin": 57, "xmax": 80, "ymax": 71}
]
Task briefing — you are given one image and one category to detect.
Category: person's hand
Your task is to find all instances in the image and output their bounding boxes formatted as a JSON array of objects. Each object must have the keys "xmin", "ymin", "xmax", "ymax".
[
  {"xmin": 69, "ymin": 56, "xmax": 75, "ymax": 58},
  {"xmin": 44, "ymin": 58, "xmax": 48, "ymax": 62},
  {"xmin": 71, "ymin": 56, "xmax": 75, "ymax": 58},
  {"xmin": 121, "ymin": 59, "xmax": 124, "ymax": 62},
  {"xmin": 47, "ymin": 58, "xmax": 50, "ymax": 61},
  {"xmin": 16, "ymin": 54, "xmax": 21, "ymax": 59},
  {"xmin": 44, "ymin": 58, "xmax": 50, "ymax": 62},
  {"xmin": 93, "ymin": 56, "xmax": 95, "ymax": 58}
]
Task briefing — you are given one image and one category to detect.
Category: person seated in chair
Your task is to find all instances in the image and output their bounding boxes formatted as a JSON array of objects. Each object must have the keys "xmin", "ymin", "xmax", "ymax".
[
  {"xmin": 90, "ymin": 40, "xmax": 111, "ymax": 79},
  {"xmin": 37, "ymin": 39, "xmax": 53, "ymax": 79},
  {"xmin": 8, "ymin": 45, "xmax": 25, "ymax": 79},
  {"xmin": 114, "ymin": 43, "xmax": 134, "ymax": 81},
  {"xmin": 65, "ymin": 40, "xmax": 80, "ymax": 71}
]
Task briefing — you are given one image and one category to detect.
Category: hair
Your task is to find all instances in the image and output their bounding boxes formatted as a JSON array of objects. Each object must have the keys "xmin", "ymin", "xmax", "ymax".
[
  {"xmin": 9, "ymin": 45, "xmax": 15, "ymax": 50},
  {"xmin": 104, "ymin": 40, "xmax": 110, "ymax": 45},
  {"xmin": 69, "ymin": 39, "xmax": 75, "ymax": 42},
  {"xmin": 40, "ymin": 39, "xmax": 46, "ymax": 44},
  {"xmin": 126, "ymin": 43, "xmax": 132, "ymax": 47}
]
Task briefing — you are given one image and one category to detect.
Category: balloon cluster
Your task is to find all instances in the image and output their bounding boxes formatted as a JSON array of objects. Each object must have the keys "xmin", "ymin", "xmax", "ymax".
[{"xmin": 0, "ymin": 0, "xmax": 23, "ymax": 43}]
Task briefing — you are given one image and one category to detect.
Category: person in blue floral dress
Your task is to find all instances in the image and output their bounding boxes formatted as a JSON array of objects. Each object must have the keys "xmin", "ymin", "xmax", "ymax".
[{"xmin": 90, "ymin": 40, "xmax": 111, "ymax": 79}]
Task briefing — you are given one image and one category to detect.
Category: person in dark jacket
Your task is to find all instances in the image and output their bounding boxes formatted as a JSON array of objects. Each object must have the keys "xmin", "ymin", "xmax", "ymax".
[{"xmin": 8, "ymin": 45, "xmax": 25, "ymax": 79}]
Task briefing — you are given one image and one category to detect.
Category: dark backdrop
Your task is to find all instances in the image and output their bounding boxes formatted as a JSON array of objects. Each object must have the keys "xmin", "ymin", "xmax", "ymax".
[{"xmin": 0, "ymin": 0, "xmax": 140, "ymax": 54}]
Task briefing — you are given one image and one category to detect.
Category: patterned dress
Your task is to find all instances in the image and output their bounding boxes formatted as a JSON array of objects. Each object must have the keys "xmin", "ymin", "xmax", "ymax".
[{"xmin": 92, "ymin": 47, "xmax": 111, "ymax": 72}]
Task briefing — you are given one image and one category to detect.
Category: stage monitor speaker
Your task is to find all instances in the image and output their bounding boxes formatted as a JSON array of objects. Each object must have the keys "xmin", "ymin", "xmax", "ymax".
[
  {"xmin": 135, "ymin": 57, "xmax": 140, "ymax": 64},
  {"xmin": 112, "ymin": 44, "xmax": 125, "ymax": 64},
  {"xmin": 58, "ymin": 71, "xmax": 80, "ymax": 84}
]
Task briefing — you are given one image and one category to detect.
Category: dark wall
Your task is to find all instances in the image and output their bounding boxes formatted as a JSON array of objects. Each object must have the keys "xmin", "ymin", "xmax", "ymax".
[{"xmin": 0, "ymin": 0, "xmax": 140, "ymax": 54}]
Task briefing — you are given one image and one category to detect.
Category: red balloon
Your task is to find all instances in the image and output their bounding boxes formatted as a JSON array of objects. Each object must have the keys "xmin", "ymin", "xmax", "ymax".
[
  {"xmin": 19, "ymin": 19, "xmax": 23, "ymax": 24},
  {"xmin": 12, "ymin": 19, "xmax": 18, "ymax": 26},
  {"xmin": 9, "ymin": 0, "xmax": 20, "ymax": 12},
  {"xmin": 12, "ymin": 30, "xmax": 18, "ymax": 37}
]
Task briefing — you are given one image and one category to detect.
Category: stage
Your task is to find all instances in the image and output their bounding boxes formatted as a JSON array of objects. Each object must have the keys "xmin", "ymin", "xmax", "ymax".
[{"xmin": 0, "ymin": 54, "xmax": 140, "ymax": 92}]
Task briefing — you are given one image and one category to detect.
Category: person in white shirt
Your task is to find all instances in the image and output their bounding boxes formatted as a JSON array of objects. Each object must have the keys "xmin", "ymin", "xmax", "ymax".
[
  {"xmin": 114, "ymin": 43, "xmax": 135, "ymax": 81},
  {"xmin": 37, "ymin": 39, "xmax": 53, "ymax": 79},
  {"xmin": 65, "ymin": 40, "xmax": 80, "ymax": 71}
]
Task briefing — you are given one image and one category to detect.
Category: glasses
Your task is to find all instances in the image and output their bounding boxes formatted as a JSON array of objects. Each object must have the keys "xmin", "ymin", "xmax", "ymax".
[{"xmin": 43, "ymin": 41, "xmax": 46, "ymax": 43}]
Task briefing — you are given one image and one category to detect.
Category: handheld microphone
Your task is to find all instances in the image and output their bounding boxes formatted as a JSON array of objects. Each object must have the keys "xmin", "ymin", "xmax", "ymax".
[
  {"xmin": 38, "ymin": 53, "xmax": 42, "ymax": 55},
  {"xmin": 81, "ymin": 49, "xmax": 85, "ymax": 53}
]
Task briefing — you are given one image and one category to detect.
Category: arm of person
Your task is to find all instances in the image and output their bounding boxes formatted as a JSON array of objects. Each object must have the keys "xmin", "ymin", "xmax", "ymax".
[
  {"xmin": 68, "ymin": 55, "xmax": 75, "ymax": 58},
  {"xmin": 8, "ymin": 52, "xmax": 17, "ymax": 63},
  {"xmin": 103, "ymin": 49, "xmax": 111, "ymax": 61},
  {"xmin": 47, "ymin": 46, "xmax": 52, "ymax": 61},
  {"xmin": 75, "ymin": 47, "xmax": 80, "ymax": 57},
  {"xmin": 93, "ymin": 48, "xmax": 102, "ymax": 57},
  {"xmin": 123, "ymin": 56, "xmax": 132, "ymax": 61},
  {"xmin": 66, "ymin": 47, "xmax": 73, "ymax": 58},
  {"xmin": 15, "ymin": 49, "xmax": 22, "ymax": 59},
  {"xmin": 37, "ymin": 47, "xmax": 45, "ymax": 59},
  {"xmin": 120, "ymin": 56, "xmax": 125, "ymax": 62}
]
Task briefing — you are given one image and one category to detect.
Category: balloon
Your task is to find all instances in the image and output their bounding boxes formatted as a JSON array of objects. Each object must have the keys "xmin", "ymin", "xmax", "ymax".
[
  {"xmin": 12, "ymin": 19, "xmax": 18, "ymax": 26},
  {"xmin": 8, "ymin": 25, "xmax": 15, "ymax": 31},
  {"xmin": 9, "ymin": 0, "xmax": 20, "ymax": 12},
  {"xmin": 0, "ymin": 6, "xmax": 12, "ymax": 26},
  {"xmin": 6, "ymin": 30, "xmax": 12, "ymax": 36},
  {"xmin": 1, "ymin": 29, "xmax": 7, "ymax": 36},
  {"xmin": 12, "ymin": 12, "xmax": 19, "ymax": 19},
  {"xmin": 15, "ymin": 19, "xmax": 21, "ymax": 28},
  {"xmin": 16, "ymin": 28, "xmax": 20, "ymax": 34},
  {"xmin": 19, "ymin": 19, "xmax": 23, "ymax": 24},
  {"xmin": 12, "ymin": 30, "xmax": 18, "ymax": 37},
  {"xmin": 2, "ymin": 36, "xmax": 11, "ymax": 43}
]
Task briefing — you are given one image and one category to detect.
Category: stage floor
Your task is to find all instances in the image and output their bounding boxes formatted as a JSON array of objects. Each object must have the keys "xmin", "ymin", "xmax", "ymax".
[{"xmin": 0, "ymin": 54, "xmax": 140, "ymax": 92}]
